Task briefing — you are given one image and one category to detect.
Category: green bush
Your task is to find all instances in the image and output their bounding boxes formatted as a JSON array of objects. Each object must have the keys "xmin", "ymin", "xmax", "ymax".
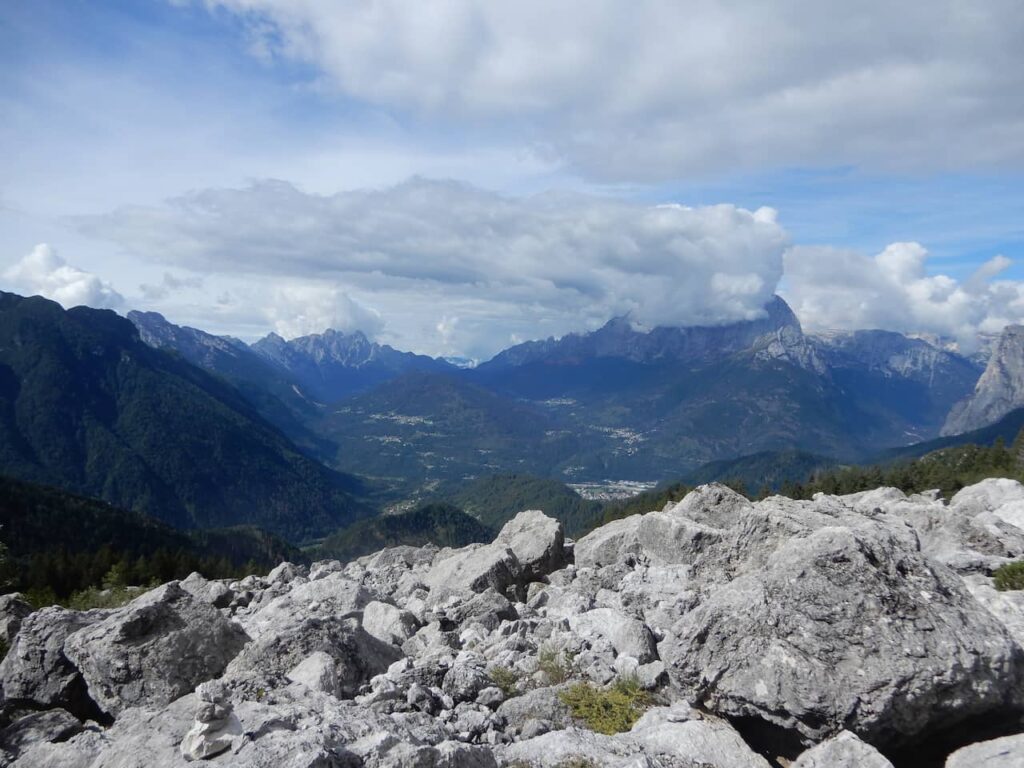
[
  {"xmin": 63, "ymin": 585, "xmax": 142, "ymax": 611},
  {"xmin": 558, "ymin": 677, "xmax": 651, "ymax": 735},
  {"xmin": 488, "ymin": 666, "xmax": 522, "ymax": 698},
  {"xmin": 995, "ymin": 560, "xmax": 1024, "ymax": 591},
  {"xmin": 537, "ymin": 646, "xmax": 575, "ymax": 685}
]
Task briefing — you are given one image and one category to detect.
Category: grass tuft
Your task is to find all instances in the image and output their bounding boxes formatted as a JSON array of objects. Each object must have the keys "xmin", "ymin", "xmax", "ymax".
[{"xmin": 558, "ymin": 677, "xmax": 651, "ymax": 735}]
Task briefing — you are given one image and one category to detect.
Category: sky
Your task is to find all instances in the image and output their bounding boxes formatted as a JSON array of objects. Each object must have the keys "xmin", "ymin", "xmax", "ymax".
[{"xmin": 2, "ymin": 0, "xmax": 1024, "ymax": 360}]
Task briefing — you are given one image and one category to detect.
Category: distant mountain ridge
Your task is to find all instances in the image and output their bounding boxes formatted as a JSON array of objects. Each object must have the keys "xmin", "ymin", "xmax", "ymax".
[
  {"xmin": 0, "ymin": 292, "xmax": 368, "ymax": 541},
  {"xmin": 482, "ymin": 295, "xmax": 817, "ymax": 369},
  {"xmin": 78, "ymin": 293, "xmax": 997, "ymax": 500},
  {"xmin": 127, "ymin": 310, "xmax": 329, "ymax": 454},
  {"xmin": 251, "ymin": 328, "xmax": 454, "ymax": 402}
]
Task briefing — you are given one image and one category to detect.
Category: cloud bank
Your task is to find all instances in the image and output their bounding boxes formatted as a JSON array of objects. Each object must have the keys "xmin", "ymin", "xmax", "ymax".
[
  {"xmin": 14, "ymin": 177, "xmax": 1020, "ymax": 357},
  {"xmin": 2, "ymin": 244, "xmax": 124, "ymax": 310},
  {"xmin": 195, "ymin": 0, "xmax": 1024, "ymax": 180},
  {"xmin": 75, "ymin": 178, "xmax": 789, "ymax": 353},
  {"xmin": 783, "ymin": 243, "xmax": 1024, "ymax": 348}
]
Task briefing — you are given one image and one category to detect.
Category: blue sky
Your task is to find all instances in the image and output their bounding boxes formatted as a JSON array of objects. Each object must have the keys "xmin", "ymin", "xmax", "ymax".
[{"xmin": 2, "ymin": 0, "xmax": 1024, "ymax": 357}]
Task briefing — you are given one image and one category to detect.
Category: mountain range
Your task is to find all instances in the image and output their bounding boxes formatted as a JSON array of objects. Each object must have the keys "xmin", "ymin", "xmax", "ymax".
[
  {"xmin": 124, "ymin": 295, "xmax": 1003, "ymax": 493},
  {"xmin": 3, "ymin": 288, "xmax": 1024, "ymax": 550}
]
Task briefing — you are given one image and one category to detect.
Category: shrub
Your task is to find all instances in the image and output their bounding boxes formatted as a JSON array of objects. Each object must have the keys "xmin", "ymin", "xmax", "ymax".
[
  {"xmin": 488, "ymin": 665, "xmax": 522, "ymax": 698},
  {"xmin": 64, "ymin": 585, "xmax": 142, "ymax": 610},
  {"xmin": 559, "ymin": 677, "xmax": 651, "ymax": 735},
  {"xmin": 537, "ymin": 646, "xmax": 575, "ymax": 685},
  {"xmin": 995, "ymin": 560, "xmax": 1024, "ymax": 591}
]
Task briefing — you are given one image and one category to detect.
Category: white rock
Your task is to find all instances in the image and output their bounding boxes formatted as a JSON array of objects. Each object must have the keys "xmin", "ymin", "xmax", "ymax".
[
  {"xmin": 792, "ymin": 730, "xmax": 894, "ymax": 767},
  {"xmin": 286, "ymin": 651, "xmax": 339, "ymax": 696}
]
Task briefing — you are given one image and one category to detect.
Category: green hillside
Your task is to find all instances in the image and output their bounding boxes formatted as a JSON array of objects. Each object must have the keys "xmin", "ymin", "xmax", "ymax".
[
  {"xmin": 314, "ymin": 503, "xmax": 492, "ymax": 561},
  {"xmin": 0, "ymin": 292, "xmax": 368, "ymax": 541},
  {"xmin": 0, "ymin": 474, "xmax": 300, "ymax": 600},
  {"xmin": 442, "ymin": 473, "xmax": 604, "ymax": 536}
]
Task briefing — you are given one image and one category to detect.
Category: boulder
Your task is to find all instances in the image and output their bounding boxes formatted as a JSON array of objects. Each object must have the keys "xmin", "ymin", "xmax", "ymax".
[
  {"xmin": 492, "ymin": 510, "xmax": 567, "ymax": 582},
  {"xmin": 8, "ymin": 727, "xmax": 105, "ymax": 768},
  {"xmin": 636, "ymin": 511, "xmax": 724, "ymax": 565},
  {"xmin": 497, "ymin": 686, "xmax": 572, "ymax": 732},
  {"xmin": 844, "ymin": 488, "xmax": 1024, "ymax": 572},
  {"xmin": 950, "ymin": 478, "xmax": 1024, "ymax": 525},
  {"xmin": 0, "ymin": 606, "xmax": 103, "ymax": 719},
  {"xmin": 962, "ymin": 575, "xmax": 1024, "ymax": 648},
  {"xmin": 792, "ymin": 730, "xmax": 895, "ymax": 767},
  {"xmin": 363, "ymin": 600, "xmax": 420, "ymax": 646},
  {"xmin": 0, "ymin": 593, "xmax": 33, "ymax": 645},
  {"xmin": 629, "ymin": 703, "xmax": 771, "ymax": 768},
  {"xmin": 424, "ymin": 545, "xmax": 520, "ymax": 600},
  {"xmin": 239, "ymin": 573, "xmax": 371, "ymax": 638},
  {"xmin": 574, "ymin": 516, "xmax": 642, "ymax": 569},
  {"xmin": 63, "ymin": 582, "xmax": 249, "ymax": 717},
  {"xmin": 945, "ymin": 733, "xmax": 1024, "ymax": 767},
  {"xmin": 442, "ymin": 661, "xmax": 492, "ymax": 703},
  {"xmin": 286, "ymin": 651, "xmax": 341, "ymax": 696},
  {"xmin": 569, "ymin": 608, "xmax": 657, "ymax": 664},
  {"xmin": 225, "ymin": 615, "xmax": 398, "ymax": 698},
  {"xmin": 663, "ymin": 496, "xmax": 1024, "ymax": 747},
  {"xmin": 498, "ymin": 703, "xmax": 770, "ymax": 767},
  {"xmin": 179, "ymin": 572, "xmax": 233, "ymax": 609},
  {"xmin": 0, "ymin": 709, "xmax": 82, "ymax": 764},
  {"xmin": 266, "ymin": 561, "xmax": 307, "ymax": 585}
]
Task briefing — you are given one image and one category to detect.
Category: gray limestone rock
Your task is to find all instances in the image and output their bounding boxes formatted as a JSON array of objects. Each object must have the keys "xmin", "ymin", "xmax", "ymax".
[
  {"xmin": 63, "ymin": 582, "xmax": 249, "ymax": 717},
  {"xmin": 492, "ymin": 510, "xmax": 567, "ymax": 583},
  {"xmin": 574, "ymin": 516, "xmax": 642, "ymax": 569},
  {"xmin": 363, "ymin": 600, "xmax": 420, "ymax": 646},
  {"xmin": 945, "ymin": 732, "xmax": 1024, "ymax": 767},
  {"xmin": 0, "ymin": 708, "xmax": 83, "ymax": 764},
  {"xmin": 569, "ymin": 608, "xmax": 657, "ymax": 664},
  {"xmin": 0, "ymin": 606, "xmax": 103, "ymax": 719},
  {"xmin": 0, "ymin": 594, "xmax": 33, "ymax": 646},
  {"xmin": 663, "ymin": 498, "xmax": 1024, "ymax": 747},
  {"xmin": 792, "ymin": 730, "xmax": 895, "ymax": 767},
  {"xmin": 225, "ymin": 615, "xmax": 399, "ymax": 698}
]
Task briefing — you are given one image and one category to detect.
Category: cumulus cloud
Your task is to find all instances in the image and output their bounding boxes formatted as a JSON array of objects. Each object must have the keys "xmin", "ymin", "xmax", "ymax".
[
  {"xmin": 782, "ymin": 243, "xmax": 1024, "ymax": 347},
  {"xmin": 193, "ymin": 0, "xmax": 1024, "ymax": 179},
  {"xmin": 74, "ymin": 177, "xmax": 789, "ymax": 352},
  {"xmin": 264, "ymin": 282, "xmax": 384, "ymax": 340},
  {"xmin": 2, "ymin": 244, "xmax": 124, "ymax": 309}
]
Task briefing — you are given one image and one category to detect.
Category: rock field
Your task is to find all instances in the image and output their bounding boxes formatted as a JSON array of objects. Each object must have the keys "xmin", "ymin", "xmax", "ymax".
[{"xmin": 6, "ymin": 481, "xmax": 1024, "ymax": 766}]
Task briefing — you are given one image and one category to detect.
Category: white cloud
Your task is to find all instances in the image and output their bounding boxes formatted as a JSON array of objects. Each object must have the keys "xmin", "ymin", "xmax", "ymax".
[
  {"xmin": 75, "ymin": 178, "xmax": 789, "ymax": 354},
  {"xmin": 2, "ymin": 243, "xmax": 124, "ymax": 309},
  {"xmin": 264, "ymin": 282, "xmax": 383, "ymax": 340},
  {"xmin": 782, "ymin": 243, "xmax": 1024, "ymax": 347},
  {"xmin": 194, "ymin": 0, "xmax": 1024, "ymax": 180}
]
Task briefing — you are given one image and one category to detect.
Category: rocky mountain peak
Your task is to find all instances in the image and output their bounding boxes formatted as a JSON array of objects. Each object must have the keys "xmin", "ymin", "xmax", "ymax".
[
  {"xmin": 483, "ymin": 294, "xmax": 816, "ymax": 369},
  {"xmin": 943, "ymin": 324, "xmax": 1024, "ymax": 436}
]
